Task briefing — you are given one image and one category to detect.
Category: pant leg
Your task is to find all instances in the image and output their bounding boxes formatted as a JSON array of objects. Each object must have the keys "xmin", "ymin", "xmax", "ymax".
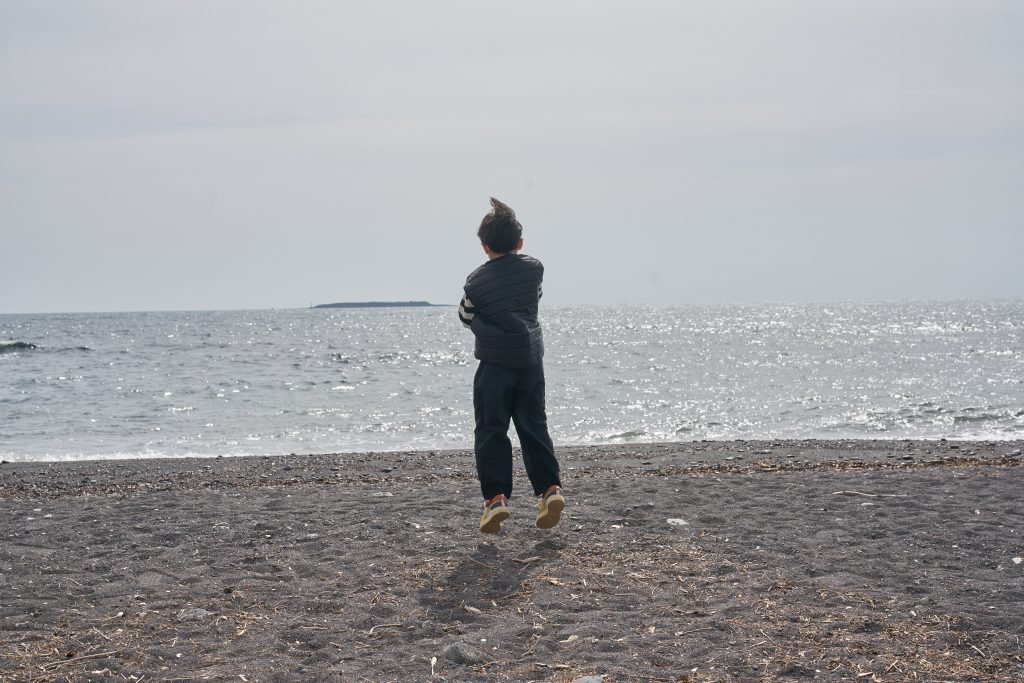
[
  {"xmin": 511, "ymin": 363, "xmax": 561, "ymax": 496},
  {"xmin": 473, "ymin": 361, "xmax": 517, "ymax": 500}
]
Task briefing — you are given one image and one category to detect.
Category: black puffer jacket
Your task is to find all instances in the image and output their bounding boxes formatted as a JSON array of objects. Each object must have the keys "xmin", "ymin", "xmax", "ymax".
[{"xmin": 460, "ymin": 254, "xmax": 545, "ymax": 368}]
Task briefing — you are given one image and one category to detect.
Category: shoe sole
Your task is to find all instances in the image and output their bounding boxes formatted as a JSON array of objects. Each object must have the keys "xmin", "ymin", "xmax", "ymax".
[
  {"xmin": 535, "ymin": 495, "xmax": 564, "ymax": 529},
  {"xmin": 480, "ymin": 507, "xmax": 510, "ymax": 534}
]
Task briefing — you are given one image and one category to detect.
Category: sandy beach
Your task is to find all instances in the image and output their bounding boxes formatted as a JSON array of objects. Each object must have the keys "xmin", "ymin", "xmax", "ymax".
[{"xmin": 2, "ymin": 440, "xmax": 1022, "ymax": 682}]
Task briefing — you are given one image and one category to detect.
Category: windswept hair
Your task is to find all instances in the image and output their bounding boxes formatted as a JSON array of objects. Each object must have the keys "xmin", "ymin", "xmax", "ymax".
[{"xmin": 477, "ymin": 197, "xmax": 523, "ymax": 253}]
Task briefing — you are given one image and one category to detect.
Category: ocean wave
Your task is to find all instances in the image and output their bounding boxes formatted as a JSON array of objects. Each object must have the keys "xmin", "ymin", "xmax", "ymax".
[
  {"xmin": 606, "ymin": 430, "xmax": 649, "ymax": 440},
  {"xmin": 953, "ymin": 412, "xmax": 1015, "ymax": 424},
  {"xmin": 0, "ymin": 341, "xmax": 37, "ymax": 353},
  {"xmin": 0, "ymin": 342, "xmax": 92, "ymax": 354}
]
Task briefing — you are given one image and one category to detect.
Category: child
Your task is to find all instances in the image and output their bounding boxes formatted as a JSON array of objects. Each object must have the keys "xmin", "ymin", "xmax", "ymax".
[{"xmin": 459, "ymin": 198, "xmax": 564, "ymax": 533}]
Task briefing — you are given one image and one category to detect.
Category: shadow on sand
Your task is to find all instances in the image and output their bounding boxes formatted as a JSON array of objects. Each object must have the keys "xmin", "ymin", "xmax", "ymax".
[{"xmin": 416, "ymin": 537, "xmax": 566, "ymax": 620}]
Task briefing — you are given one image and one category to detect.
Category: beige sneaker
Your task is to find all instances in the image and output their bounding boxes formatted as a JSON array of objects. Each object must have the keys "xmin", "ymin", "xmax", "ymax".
[
  {"xmin": 535, "ymin": 486, "xmax": 564, "ymax": 529},
  {"xmin": 479, "ymin": 494, "xmax": 510, "ymax": 534}
]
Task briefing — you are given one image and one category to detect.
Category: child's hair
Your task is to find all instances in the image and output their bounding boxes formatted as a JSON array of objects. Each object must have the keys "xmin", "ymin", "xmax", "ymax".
[{"xmin": 477, "ymin": 197, "xmax": 522, "ymax": 253}]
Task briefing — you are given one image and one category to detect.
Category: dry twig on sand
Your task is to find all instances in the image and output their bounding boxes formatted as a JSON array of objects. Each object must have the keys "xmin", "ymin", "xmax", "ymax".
[{"xmin": 831, "ymin": 490, "xmax": 908, "ymax": 498}]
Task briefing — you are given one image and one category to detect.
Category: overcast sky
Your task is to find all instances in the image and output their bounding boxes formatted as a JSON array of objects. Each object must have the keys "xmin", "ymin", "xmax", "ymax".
[{"xmin": 2, "ymin": 1, "xmax": 1022, "ymax": 314}]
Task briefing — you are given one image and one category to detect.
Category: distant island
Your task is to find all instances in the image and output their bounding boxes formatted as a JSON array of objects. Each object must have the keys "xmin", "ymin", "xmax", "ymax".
[{"xmin": 312, "ymin": 301, "xmax": 447, "ymax": 309}]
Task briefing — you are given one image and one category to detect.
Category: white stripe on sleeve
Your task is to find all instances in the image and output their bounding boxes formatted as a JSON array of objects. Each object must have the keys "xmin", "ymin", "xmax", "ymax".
[{"xmin": 458, "ymin": 294, "xmax": 476, "ymax": 328}]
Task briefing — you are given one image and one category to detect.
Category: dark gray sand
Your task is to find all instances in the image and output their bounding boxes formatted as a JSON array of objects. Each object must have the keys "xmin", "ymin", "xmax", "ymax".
[{"xmin": 2, "ymin": 440, "xmax": 1022, "ymax": 682}]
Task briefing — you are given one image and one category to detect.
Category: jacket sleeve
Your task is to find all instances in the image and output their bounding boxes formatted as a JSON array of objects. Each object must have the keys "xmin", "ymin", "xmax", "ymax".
[{"xmin": 458, "ymin": 292, "xmax": 476, "ymax": 329}]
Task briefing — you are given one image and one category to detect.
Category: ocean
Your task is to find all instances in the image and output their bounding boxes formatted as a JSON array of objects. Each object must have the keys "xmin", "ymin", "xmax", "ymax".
[{"xmin": 1, "ymin": 300, "xmax": 1022, "ymax": 462}]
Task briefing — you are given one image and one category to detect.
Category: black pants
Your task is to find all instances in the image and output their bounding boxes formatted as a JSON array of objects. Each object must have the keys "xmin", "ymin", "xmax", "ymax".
[{"xmin": 473, "ymin": 361, "xmax": 560, "ymax": 500}]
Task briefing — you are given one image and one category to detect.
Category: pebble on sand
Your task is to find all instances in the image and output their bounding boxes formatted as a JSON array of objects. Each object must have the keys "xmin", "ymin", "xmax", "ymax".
[
  {"xmin": 442, "ymin": 641, "xmax": 487, "ymax": 665},
  {"xmin": 176, "ymin": 608, "xmax": 214, "ymax": 622}
]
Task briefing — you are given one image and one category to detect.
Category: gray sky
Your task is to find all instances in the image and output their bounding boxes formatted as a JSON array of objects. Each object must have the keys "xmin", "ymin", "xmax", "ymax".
[{"xmin": 2, "ymin": 1, "xmax": 1022, "ymax": 314}]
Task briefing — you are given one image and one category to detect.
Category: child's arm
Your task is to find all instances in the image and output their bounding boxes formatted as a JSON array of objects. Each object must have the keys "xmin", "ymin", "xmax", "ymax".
[{"xmin": 458, "ymin": 292, "xmax": 476, "ymax": 329}]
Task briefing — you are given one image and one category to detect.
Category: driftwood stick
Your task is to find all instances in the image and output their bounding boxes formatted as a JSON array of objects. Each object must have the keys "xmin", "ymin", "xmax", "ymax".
[
  {"xmin": 831, "ymin": 490, "xmax": 908, "ymax": 498},
  {"xmin": 43, "ymin": 650, "xmax": 121, "ymax": 670}
]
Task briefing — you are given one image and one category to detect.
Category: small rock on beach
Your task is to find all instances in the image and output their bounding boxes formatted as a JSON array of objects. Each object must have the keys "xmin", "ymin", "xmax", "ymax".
[
  {"xmin": 442, "ymin": 641, "xmax": 487, "ymax": 665},
  {"xmin": 177, "ymin": 608, "xmax": 214, "ymax": 622}
]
